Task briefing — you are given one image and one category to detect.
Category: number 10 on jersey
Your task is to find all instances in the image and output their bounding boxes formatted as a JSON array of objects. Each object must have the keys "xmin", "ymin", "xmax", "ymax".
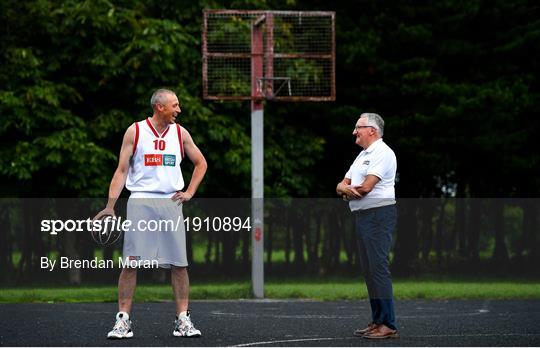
[{"xmin": 153, "ymin": 139, "xmax": 166, "ymax": 150}]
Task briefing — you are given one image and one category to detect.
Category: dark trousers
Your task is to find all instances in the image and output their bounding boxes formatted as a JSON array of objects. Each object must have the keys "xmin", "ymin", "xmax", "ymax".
[{"xmin": 355, "ymin": 204, "xmax": 397, "ymax": 330}]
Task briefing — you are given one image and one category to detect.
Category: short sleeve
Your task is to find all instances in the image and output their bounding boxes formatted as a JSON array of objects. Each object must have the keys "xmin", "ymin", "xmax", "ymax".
[{"xmin": 366, "ymin": 148, "xmax": 394, "ymax": 180}]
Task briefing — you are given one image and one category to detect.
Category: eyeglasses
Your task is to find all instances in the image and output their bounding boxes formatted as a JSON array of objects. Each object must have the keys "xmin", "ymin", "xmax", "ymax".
[{"xmin": 354, "ymin": 125, "xmax": 375, "ymax": 130}]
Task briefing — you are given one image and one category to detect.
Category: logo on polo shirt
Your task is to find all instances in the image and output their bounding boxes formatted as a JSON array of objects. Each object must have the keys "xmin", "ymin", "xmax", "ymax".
[
  {"xmin": 144, "ymin": 154, "xmax": 176, "ymax": 166},
  {"xmin": 363, "ymin": 160, "xmax": 370, "ymax": 165}
]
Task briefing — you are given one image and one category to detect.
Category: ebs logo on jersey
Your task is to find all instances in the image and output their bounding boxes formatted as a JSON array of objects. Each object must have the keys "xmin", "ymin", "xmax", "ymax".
[{"xmin": 144, "ymin": 154, "xmax": 176, "ymax": 167}]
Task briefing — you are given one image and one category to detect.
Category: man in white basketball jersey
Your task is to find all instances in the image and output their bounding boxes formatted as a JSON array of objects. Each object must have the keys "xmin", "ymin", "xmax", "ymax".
[{"xmin": 95, "ymin": 88, "xmax": 207, "ymax": 339}]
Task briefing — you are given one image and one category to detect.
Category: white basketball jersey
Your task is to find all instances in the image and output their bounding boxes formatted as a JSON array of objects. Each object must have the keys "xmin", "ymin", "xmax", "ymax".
[{"xmin": 126, "ymin": 118, "xmax": 185, "ymax": 194}]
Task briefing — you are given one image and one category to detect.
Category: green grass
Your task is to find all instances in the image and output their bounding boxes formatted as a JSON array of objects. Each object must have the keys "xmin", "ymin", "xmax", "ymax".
[
  {"xmin": 0, "ymin": 283, "xmax": 252, "ymax": 303},
  {"xmin": 265, "ymin": 279, "xmax": 540, "ymax": 300},
  {"xmin": 1, "ymin": 277, "xmax": 539, "ymax": 303}
]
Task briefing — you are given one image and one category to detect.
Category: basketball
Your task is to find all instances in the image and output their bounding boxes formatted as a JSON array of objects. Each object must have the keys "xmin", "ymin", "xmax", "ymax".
[{"xmin": 90, "ymin": 214, "xmax": 122, "ymax": 246}]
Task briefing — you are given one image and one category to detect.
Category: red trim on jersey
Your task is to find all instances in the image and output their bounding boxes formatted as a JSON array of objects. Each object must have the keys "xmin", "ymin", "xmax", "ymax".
[
  {"xmin": 146, "ymin": 118, "xmax": 171, "ymax": 138},
  {"xmin": 146, "ymin": 118, "xmax": 160, "ymax": 138},
  {"xmin": 176, "ymin": 124, "xmax": 185, "ymax": 160},
  {"xmin": 161, "ymin": 125, "xmax": 171, "ymax": 138},
  {"xmin": 133, "ymin": 122, "xmax": 139, "ymax": 155}
]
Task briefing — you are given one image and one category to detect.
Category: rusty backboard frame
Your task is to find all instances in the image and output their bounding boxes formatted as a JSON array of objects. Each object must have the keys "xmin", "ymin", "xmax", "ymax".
[{"xmin": 202, "ymin": 10, "xmax": 336, "ymax": 102}]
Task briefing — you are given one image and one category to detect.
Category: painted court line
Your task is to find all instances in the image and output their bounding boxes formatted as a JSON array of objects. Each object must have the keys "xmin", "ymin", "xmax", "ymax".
[
  {"xmin": 233, "ymin": 333, "xmax": 540, "ymax": 346},
  {"xmin": 233, "ymin": 337, "xmax": 340, "ymax": 346},
  {"xmin": 212, "ymin": 310, "xmax": 489, "ymax": 319}
]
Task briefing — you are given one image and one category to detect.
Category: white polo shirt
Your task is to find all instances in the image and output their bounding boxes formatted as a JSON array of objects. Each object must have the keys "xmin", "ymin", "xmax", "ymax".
[{"xmin": 345, "ymin": 138, "xmax": 396, "ymax": 211}]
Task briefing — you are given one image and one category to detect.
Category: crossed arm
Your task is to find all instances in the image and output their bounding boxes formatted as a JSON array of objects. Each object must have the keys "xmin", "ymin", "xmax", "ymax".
[{"xmin": 336, "ymin": 175, "xmax": 380, "ymax": 201}]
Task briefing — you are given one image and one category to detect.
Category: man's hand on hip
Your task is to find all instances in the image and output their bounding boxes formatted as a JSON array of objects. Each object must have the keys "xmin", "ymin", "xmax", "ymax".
[{"xmin": 171, "ymin": 191, "xmax": 193, "ymax": 205}]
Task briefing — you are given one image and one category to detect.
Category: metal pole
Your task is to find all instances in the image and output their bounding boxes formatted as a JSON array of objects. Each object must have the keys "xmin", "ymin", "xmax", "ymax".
[
  {"xmin": 251, "ymin": 16, "xmax": 264, "ymax": 298},
  {"xmin": 251, "ymin": 107, "xmax": 264, "ymax": 299}
]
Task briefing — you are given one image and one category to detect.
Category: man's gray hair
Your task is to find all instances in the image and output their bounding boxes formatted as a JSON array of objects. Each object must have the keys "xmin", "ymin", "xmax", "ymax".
[
  {"xmin": 150, "ymin": 88, "xmax": 176, "ymax": 110},
  {"xmin": 360, "ymin": 112, "xmax": 385, "ymax": 136}
]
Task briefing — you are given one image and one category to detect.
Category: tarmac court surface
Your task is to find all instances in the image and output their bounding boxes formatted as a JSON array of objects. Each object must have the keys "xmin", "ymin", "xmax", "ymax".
[{"xmin": 1, "ymin": 300, "xmax": 539, "ymax": 346}]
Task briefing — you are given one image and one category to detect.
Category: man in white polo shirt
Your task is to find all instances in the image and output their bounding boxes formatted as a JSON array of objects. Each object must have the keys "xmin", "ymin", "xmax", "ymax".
[{"xmin": 336, "ymin": 113, "xmax": 398, "ymax": 339}]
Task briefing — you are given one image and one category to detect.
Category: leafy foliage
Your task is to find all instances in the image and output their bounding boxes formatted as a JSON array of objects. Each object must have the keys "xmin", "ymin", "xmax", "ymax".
[{"xmin": 0, "ymin": 0, "xmax": 539, "ymax": 278}]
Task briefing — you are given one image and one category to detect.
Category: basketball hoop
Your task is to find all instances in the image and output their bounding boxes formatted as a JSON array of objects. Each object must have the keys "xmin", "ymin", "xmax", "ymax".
[
  {"xmin": 257, "ymin": 77, "xmax": 292, "ymax": 99},
  {"xmin": 202, "ymin": 10, "xmax": 336, "ymax": 299},
  {"xmin": 202, "ymin": 10, "xmax": 335, "ymax": 101}
]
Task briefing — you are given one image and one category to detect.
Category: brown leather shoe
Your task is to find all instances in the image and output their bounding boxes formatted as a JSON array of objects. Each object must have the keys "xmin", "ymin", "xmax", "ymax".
[
  {"xmin": 353, "ymin": 323, "xmax": 378, "ymax": 337},
  {"xmin": 362, "ymin": 324, "xmax": 398, "ymax": 339}
]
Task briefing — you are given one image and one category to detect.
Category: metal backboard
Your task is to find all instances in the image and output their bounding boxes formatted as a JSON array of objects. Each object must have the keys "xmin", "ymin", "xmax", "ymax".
[{"xmin": 202, "ymin": 10, "xmax": 335, "ymax": 101}]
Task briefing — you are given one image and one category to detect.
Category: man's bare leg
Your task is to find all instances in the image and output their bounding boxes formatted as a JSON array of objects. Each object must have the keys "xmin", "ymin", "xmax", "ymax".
[
  {"xmin": 107, "ymin": 267, "xmax": 137, "ymax": 339},
  {"xmin": 171, "ymin": 266, "xmax": 200, "ymax": 337},
  {"xmin": 171, "ymin": 266, "xmax": 189, "ymax": 314},
  {"xmin": 118, "ymin": 267, "xmax": 137, "ymax": 313}
]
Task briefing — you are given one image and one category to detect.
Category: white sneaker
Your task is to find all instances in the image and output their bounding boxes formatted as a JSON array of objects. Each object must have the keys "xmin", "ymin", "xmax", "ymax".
[
  {"xmin": 107, "ymin": 312, "xmax": 133, "ymax": 339},
  {"xmin": 173, "ymin": 310, "xmax": 201, "ymax": 337}
]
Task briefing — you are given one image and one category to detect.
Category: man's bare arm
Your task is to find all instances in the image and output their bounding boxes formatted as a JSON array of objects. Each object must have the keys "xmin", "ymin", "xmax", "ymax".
[
  {"xmin": 336, "ymin": 178, "xmax": 362, "ymax": 200},
  {"xmin": 171, "ymin": 127, "xmax": 207, "ymax": 204},
  {"xmin": 355, "ymin": 175, "xmax": 380, "ymax": 196},
  {"xmin": 94, "ymin": 124, "xmax": 135, "ymax": 218}
]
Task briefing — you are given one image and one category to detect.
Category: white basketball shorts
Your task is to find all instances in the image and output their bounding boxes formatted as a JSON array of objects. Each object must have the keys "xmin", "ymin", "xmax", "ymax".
[{"xmin": 123, "ymin": 191, "xmax": 187, "ymax": 268}]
